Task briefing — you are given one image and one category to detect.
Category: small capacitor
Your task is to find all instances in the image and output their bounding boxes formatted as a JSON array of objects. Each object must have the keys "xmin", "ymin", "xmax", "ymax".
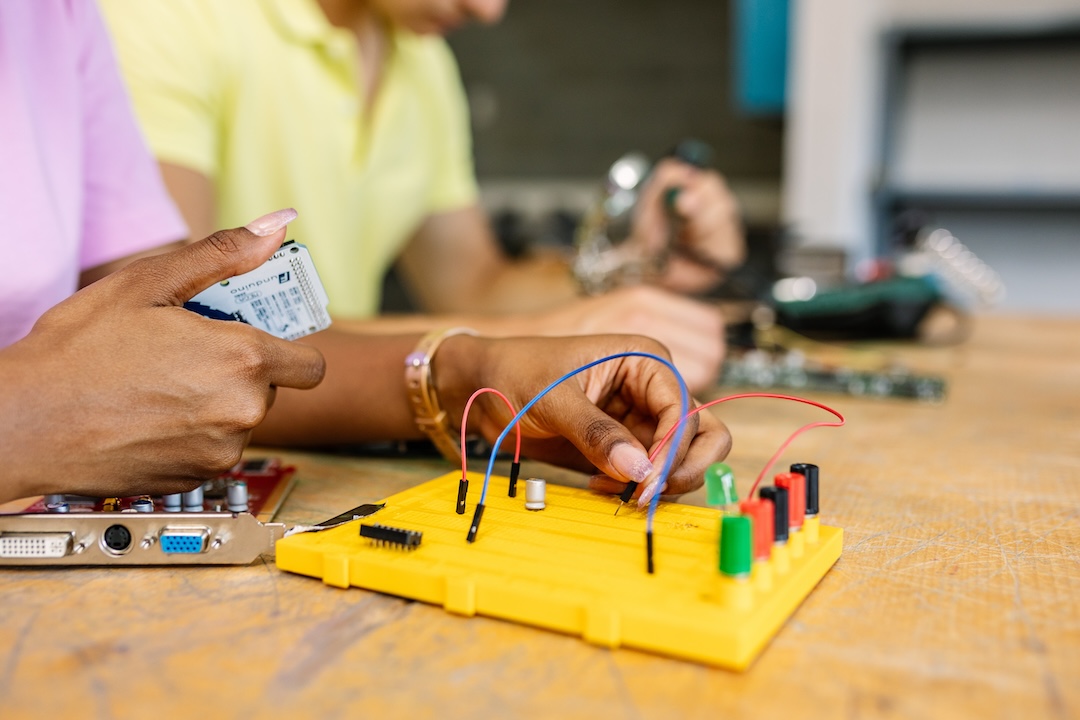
[
  {"xmin": 704, "ymin": 462, "xmax": 738, "ymax": 507},
  {"xmin": 182, "ymin": 486, "xmax": 204, "ymax": 512},
  {"xmin": 226, "ymin": 480, "xmax": 249, "ymax": 513},
  {"xmin": 774, "ymin": 472, "xmax": 806, "ymax": 530},
  {"xmin": 163, "ymin": 493, "xmax": 182, "ymax": 512},
  {"xmin": 759, "ymin": 486, "xmax": 789, "ymax": 544},
  {"xmin": 719, "ymin": 515, "xmax": 753, "ymax": 578},
  {"xmin": 44, "ymin": 494, "xmax": 65, "ymax": 506},
  {"xmin": 738, "ymin": 498, "xmax": 774, "ymax": 561},
  {"xmin": 524, "ymin": 478, "xmax": 546, "ymax": 511},
  {"xmin": 131, "ymin": 497, "xmax": 154, "ymax": 513},
  {"xmin": 46, "ymin": 501, "xmax": 70, "ymax": 514},
  {"xmin": 790, "ymin": 463, "xmax": 819, "ymax": 517}
]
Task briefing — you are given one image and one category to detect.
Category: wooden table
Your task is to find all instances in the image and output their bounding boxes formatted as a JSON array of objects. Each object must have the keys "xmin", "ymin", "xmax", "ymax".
[{"xmin": 1, "ymin": 315, "xmax": 1077, "ymax": 719}]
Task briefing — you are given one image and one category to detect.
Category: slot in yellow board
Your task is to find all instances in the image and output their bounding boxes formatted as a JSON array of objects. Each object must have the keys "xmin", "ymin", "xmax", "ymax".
[{"xmin": 276, "ymin": 472, "xmax": 842, "ymax": 669}]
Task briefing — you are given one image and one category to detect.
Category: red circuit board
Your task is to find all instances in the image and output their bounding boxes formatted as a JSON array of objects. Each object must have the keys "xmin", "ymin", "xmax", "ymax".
[{"xmin": 20, "ymin": 458, "xmax": 295, "ymax": 523}]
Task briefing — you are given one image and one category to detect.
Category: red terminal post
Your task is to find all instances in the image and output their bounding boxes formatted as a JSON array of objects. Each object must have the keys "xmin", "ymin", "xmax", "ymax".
[
  {"xmin": 738, "ymin": 498, "xmax": 774, "ymax": 562},
  {"xmin": 774, "ymin": 472, "xmax": 805, "ymax": 530}
]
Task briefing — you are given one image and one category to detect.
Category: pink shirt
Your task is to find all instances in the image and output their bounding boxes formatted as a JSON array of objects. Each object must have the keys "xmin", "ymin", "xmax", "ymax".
[{"xmin": 0, "ymin": 0, "xmax": 187, "ymax": 346}]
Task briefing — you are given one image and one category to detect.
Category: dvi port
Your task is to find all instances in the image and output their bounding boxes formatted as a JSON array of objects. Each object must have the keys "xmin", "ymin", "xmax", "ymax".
[{"xmin": 0, "ymin": 532, "xmax": 73, "ymax": 559}]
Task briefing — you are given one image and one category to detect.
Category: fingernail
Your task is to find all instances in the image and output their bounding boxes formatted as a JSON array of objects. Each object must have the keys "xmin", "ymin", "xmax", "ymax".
[
  {"xmin": 245, "ymin": 208, "xmax": 298, "ymax": 237},
  {"xmin": 608, "ymin": 443, "xmax": 653, "ymax": 484},
  {"xmin": 637, "ymin": 479, "xmax": 666, "ymax": 508}
]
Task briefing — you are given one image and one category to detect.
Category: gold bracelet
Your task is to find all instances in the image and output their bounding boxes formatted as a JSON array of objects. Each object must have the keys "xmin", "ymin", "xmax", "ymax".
[{"xmin": 404, "ymin": 327, "xmax": 478, "ymax": 463}]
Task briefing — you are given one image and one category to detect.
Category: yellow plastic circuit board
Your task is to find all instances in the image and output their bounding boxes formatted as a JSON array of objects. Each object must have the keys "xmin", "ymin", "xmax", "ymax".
[{"xmin": 276, "ymin": 472, "xmax": 842, "ymax": 669}]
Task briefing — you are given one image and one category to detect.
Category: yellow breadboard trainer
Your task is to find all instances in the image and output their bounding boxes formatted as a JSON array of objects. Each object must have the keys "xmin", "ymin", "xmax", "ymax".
[{"xmin": 275, "ymin": 472, "xmax": 842, "ymax": 669}]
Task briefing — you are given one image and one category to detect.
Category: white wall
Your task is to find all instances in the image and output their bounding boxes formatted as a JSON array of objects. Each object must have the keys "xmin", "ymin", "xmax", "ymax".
[
  {"xmin": 782, "ymin": 0, "xmax": 1080, "ymax": 258},
  {"xmin": 782, "ymin": 0, "xmax": 882, "ymax": 261}
]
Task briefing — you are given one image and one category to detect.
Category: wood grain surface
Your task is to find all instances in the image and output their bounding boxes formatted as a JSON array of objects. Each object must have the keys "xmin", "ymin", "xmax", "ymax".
[{"xmin": 1, "ymin": 314, "xmax": 1077, "ymax": 719}]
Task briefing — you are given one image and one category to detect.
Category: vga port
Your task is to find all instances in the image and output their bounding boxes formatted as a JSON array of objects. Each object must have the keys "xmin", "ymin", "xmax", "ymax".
[
  {"xmin": 159, "ymin": 527, "xmax": 210, "ymax": 554},
  {"xmin": 0, "ymin": 532, "xmax": 72, "ymax": 559}
]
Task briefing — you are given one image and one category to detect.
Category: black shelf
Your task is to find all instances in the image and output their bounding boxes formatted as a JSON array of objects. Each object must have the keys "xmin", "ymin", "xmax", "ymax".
[
  {"xmin": 874, "ymin": 19, "xmax": 1080, "ymax": 252},
  {"xmin": 878, "ymin": 187, "xmax": 1080, "ymax": 212}
]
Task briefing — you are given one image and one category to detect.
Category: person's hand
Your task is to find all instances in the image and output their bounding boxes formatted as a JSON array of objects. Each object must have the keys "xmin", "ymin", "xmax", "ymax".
[
  {"xmin": 631, "ymin": 158, "xmax": 746, "ymax": 293},
  {"xmin": 437, "ymin": 334, "xmax": 731, "ymax": 505},
  {"xmin": 0, "ymin": 209, "xmax": 326, "ymax": 503},
  {"xmin": 531, "ymin": 285, "xmax": 724, "ymax": 392}
]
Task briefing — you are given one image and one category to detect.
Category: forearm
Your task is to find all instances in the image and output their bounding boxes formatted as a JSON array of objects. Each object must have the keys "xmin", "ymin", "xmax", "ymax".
[
  {"xmin": 160, "ymin": 162, "xmax": 217, "ymax": 242},
  {"xmin": 404, "ymin": 252, "xmax": 580, "ymax": 317},
  {"xmin": 253, "ymin": 331, "xmax": 484, "ymax": 446},
  {"xmin": 79, "ymin": 239, "xmax": 187, "ymax": 288},
  {"xmin": 253, "ymin": 331, "xmax": 422, "ymax": 446},
  {"xmin": 398, "ymin": 206, "xmax": 581, "ymax": 316},
  {"xmin": 333, "ymin": 306, "xmax": 559, "ymax": 338},
  {"xmin": 443, "ymin": 253, "xmax": 580, "ymax": 315}
]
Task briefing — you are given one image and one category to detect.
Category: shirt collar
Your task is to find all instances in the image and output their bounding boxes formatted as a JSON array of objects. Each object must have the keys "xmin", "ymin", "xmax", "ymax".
[{"xmin": 258, "ymin": 0, "xmax": 339, "ymax": 46}]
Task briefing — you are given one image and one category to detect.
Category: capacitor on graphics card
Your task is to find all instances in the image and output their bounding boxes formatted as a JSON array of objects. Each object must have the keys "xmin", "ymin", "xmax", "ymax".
[
  {"xmin": 226, "ymin": 480, "xmax": 249, "ymax": 513},
  {"xmin": 790, "ymin": 463, "xmax": 819, "ymax": 517},
  {"xmin": 182, "ymin": 486, "xmax": 204, "ymax": 513},
  {"xmin": 163, "ymin": 493, "xmax": 182, "ymax": 512},
  {"xmin": 131, "ymin": 497, "xmax": 154, "ymax": 513},
  {"xmin": 759, "ymin": 486, "xmax": 789, "ymax": 545}
]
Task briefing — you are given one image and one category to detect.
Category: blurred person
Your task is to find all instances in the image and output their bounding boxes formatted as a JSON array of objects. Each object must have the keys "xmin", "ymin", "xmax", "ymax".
[
  {"xmin": 0, "ymin": 0, "xmax": 730, "ymax": 505},
  {"xmin": 100, "ymin": 0, "xmax": 747, "ymax": 391}
]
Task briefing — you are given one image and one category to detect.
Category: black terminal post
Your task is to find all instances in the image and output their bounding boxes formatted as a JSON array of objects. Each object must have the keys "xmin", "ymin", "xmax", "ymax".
[
  {"xmin": 790, "ymin": 463, "xmax": 819, "ymax": 517},
  {"xmin": 646, "ymin": 530, "xmax": 655, "ymax": 574},
  {"xmin": 759, "ymin": 486, "xmax": 790, "ymax": 544},
  {"xmin": 466, "ymin": 503, "xmax": 486, "ymax": 543},
  {"xmin": 456, "ymin": 477, "xmax": 469, "ymax": 515},
  {"xmin": 508, "ymin": 461, "xmax": 521, "ymax": 498}
]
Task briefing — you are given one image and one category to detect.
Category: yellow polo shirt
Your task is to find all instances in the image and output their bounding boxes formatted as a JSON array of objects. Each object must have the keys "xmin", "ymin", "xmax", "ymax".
[{"xmin": 101, "ymin": 0, "xmax": 478, "ymax": 317}]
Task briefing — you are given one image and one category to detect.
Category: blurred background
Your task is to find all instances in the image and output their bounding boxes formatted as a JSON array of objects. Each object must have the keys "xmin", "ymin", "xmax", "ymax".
[{"xmin": 446, "ymin": 0, "xmax": 1080, "ymax": 314}]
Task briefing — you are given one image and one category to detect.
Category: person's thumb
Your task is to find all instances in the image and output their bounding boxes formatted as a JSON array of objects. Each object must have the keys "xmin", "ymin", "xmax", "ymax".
[
  {"xmin": 135, "ymin": 208, "xmax": 298, "ymax": 306},
  {"xmin": 552, "ymin": 395, "xmax": 655, "ymax": 487}
]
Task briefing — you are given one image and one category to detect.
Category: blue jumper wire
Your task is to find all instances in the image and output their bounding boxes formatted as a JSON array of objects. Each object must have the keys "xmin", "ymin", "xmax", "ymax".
[{"xmin": 471, "ymin": 352, "xmax": 691, "ymax": 548}]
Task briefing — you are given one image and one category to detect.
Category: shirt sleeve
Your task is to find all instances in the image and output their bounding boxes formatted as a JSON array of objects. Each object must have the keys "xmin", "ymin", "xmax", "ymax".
[
  {"xmin": 424, "ymin": 40, "xmax": 480, "ymax": 214},
  {"xmin": 98, "ymin": 0, "xmax": 222, "ymax": 181},
  {"xmin": 76, "ymin": 0, "xmax": 188, "ymax": 271}
]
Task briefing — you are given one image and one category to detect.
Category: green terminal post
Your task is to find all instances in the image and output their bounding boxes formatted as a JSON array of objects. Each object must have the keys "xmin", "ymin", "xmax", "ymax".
[
  {"xmin": 719, "ymin": 515, "xmax": 753, "ymax": 578},
  {"xmin": 705, "ymin": 462, "xmax": 738, "ymax": 508}
]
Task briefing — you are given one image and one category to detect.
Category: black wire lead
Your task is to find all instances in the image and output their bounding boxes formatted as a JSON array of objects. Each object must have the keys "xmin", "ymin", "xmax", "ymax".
[
  {"xmin": 456, "ymin": 478, "xmax": 469, "ymax": 515},
  {"xmin": 646, "ymin": 530, "xmax": 655, "ymax": 574},
  {"xmin": 508, "ymin": 461, "xmax": 521, "ymax": 497},
  {"xmin": 466, "ymin": 503, "xmax": 485, "ymax": 543}
]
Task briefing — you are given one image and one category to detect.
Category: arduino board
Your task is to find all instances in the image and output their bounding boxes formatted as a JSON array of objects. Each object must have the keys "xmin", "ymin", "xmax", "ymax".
[
  {"xmin": 276, "ymin": 470, "xmax": 842, "ymax": 669},
  {"xmin": 185, "ymin": 240, "xmax": 331, "ymax": 341}
]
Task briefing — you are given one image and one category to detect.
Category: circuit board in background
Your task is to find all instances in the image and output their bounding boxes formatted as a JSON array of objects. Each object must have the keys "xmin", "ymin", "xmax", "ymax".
[
  {"xmin": 721, "ymin": 352, "xmax": 947, "ymax": 403},
  {"xmin": 19, "ymin": 458, "xmax": 295, "ymax": 522},
  {"xmin": 276, "ymin": 471, "xmax": 842, "ymax": 669}
]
